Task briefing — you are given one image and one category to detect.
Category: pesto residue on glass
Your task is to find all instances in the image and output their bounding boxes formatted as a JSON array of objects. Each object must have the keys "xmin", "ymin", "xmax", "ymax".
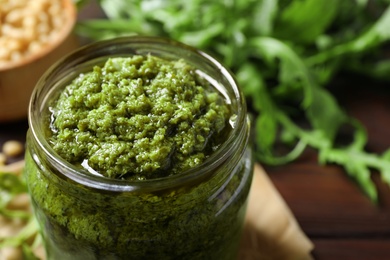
[
  {"xmin": 25, "ymin": 50, "xmax": 253, "ymax": 260},
  {"xmin": 49, "ymin": 55, "xmax": 230, "ymax": 180}
]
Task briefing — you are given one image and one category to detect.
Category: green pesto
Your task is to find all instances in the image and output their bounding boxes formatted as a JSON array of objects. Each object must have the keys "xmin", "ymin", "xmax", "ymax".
[
  {"xmin": 25, "ymin": 148, "xmax": 252, "ymax": 260},
  {"xmin": 49, "ymin": 55, "xmax": 230, "ymax": 180},
  {"xmin": 25, "ymin": 54, "xmax": 253, "ymax": 260}
]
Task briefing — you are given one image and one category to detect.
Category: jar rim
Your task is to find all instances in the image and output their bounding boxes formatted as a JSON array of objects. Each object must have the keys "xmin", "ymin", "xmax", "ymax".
[{"xmin": 28, "ymin": 36, "xmax": 248, "ymax": 192}]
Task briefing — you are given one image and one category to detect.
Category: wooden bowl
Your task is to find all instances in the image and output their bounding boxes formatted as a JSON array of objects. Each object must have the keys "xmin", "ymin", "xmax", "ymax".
[{"xmin": 0, "ymin": 0, "xmax": 80, "ymax": 122}]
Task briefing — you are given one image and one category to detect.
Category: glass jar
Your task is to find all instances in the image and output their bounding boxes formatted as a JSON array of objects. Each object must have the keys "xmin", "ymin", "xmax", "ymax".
[{"xmin": 24, "ymin": 36, "xmax": 253, "ymax": 260}]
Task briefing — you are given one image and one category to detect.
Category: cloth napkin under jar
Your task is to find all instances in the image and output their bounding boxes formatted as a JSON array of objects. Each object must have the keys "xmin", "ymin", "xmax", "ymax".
[{"xmin": 238, "ymin": 164, "xmax": 314, "ymax": 260}]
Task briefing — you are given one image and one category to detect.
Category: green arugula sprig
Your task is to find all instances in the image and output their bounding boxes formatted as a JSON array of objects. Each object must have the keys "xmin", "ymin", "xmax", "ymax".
[
  {"xmin": 76, "ymin": 0, "xmax": 390, "ymax": 202},
  {"xmin": 0, "ymin": 172, "xmax": 41, "ymax": 260},
  {"xmin": 0, "ymin": 173, "xmax": 28, "ymax": 218}
]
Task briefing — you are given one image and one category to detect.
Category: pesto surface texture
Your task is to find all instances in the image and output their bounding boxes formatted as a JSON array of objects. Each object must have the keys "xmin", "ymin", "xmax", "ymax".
[{"xmin": 49, "ymin": 55, "xmax": 230, "ymax": 180}]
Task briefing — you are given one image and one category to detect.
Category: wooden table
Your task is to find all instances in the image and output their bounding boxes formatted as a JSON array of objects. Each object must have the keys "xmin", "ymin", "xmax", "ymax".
[
  {"xmin": 2, "ymin": 2, "xmax": 390, "ymax": 259},
  {"xmin": 265, "ymin": 77, "xmax": 390, "ymax": 259}
]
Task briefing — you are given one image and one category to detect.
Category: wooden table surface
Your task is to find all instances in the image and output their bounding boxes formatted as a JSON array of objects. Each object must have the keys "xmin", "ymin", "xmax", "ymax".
[
  {"xmin": 2, "ymin": 2, "xmax": 390, "ymax": 260},
  {"xmin": 265, "ymin": 77, "xmax": 390, "ymax": 260}
]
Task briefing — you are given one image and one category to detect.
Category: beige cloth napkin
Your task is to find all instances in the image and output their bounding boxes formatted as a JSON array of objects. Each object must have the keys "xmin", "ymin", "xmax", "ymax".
[{"xmin": 238, "ymin": 164, "xmax": 314, "ymax": 260}]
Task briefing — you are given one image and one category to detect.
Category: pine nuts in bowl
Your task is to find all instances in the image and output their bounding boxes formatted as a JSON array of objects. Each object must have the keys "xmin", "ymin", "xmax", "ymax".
[{"xmin": 0, "ymin": 0, "xmax": 79, "ymax": 122}]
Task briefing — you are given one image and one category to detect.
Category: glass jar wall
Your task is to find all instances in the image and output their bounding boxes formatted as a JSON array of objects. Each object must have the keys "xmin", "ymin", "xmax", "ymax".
[{"xmin": 24, "ymin": 36, "xmax": 253, "ymax": 260}]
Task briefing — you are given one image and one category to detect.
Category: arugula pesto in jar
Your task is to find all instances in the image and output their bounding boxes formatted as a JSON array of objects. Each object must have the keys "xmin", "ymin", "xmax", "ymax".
[
  {"xmin": 24, "ymin": 37, "xmax": 253, "ymax": 260},
  {"xmin": 49, "ymin": 55, "xmax": 230, "ymax": 180}
]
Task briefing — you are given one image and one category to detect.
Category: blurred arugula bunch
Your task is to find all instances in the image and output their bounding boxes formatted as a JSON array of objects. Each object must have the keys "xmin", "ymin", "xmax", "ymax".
[
  {"xmin": 76, "ymin": 0, "xmax": 390, "ymax": 202},
  {"xmin": 0, "ymin": 173, "xmax": 41, "ymax": 259}
]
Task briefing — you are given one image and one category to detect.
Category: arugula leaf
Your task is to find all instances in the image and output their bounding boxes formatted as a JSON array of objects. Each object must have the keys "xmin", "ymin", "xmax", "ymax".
[
  {"xmin": 0, "ymin": 171, "xmax": 41, "ymax": 258},
  {"xmin": 73, "ymin": 0, "xmax": 91, "ymax": 9},
  {"xmin": 251, "ymin": 0, "xmax": 278, "ymax": 35},
  {"xmin": 306, "ymin": 87, "xmax": 348, "ymax": 143},
  {"xmin": 274, "ymin": 0, "xmax": 340, "ymax": 44},
  {"xmin": 98, "ymin": 0, "xmax": 135, "ymax": 19},
  {"xmin": 0, "ymin": 173, "xmax": 28, "ymax": 216},
  {"xmin": 249, "ymin": 37, "xmax": 316, "ymax": 107},
  {"xmin": 22, "ymin": 243, "xmax": 41, "ymax": 260},
  {"xmin": 235, "ymin": 63, "xmax": 278, "ymax": 150},
  {"xmin": 306, "ymin": 5, "xmax": 390, "ymax": 66},
  {"xmin": 76, "ymin": 0, "xmax": 390, "ymax": 203},
  {"xmin": 0, "ymin": 217, "xmax": 39, "ymax": 248},
  {"xmin": 0, "ymin": 172, "xmax": 26, "ymax": 194}
]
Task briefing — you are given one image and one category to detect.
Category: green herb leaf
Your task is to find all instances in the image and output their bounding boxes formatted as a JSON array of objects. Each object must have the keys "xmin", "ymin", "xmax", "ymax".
[
  {"xmin": 0, "ymin": 173, "xmax": 27, "ymax": 210},
  {"xmin": 306, "ymin": 5, "xmax": 390, "ymax": 66},
  {"xmin": 274, "ymin": 0, "xmax": 340, "ymax": 43},
  {"xmin": 306, "ymin": 87, "xmax": 348, "ymax": 142},
  {"xmin": 250, "ymin": 37, "xmax": 316, "ymax": 107},
  {"xmin": 76, "ymin": 0, "xmax": 390, "ymax": 203},
  {"xmin": 0, "ymin": 218, "xmax": 39, "ymax": 249}
]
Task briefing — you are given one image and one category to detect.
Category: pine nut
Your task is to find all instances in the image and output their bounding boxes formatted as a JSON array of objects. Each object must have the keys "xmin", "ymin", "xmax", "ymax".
[{"xmin": 2, "ymin": 140, "xmax": 24, "ymax": 157}]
